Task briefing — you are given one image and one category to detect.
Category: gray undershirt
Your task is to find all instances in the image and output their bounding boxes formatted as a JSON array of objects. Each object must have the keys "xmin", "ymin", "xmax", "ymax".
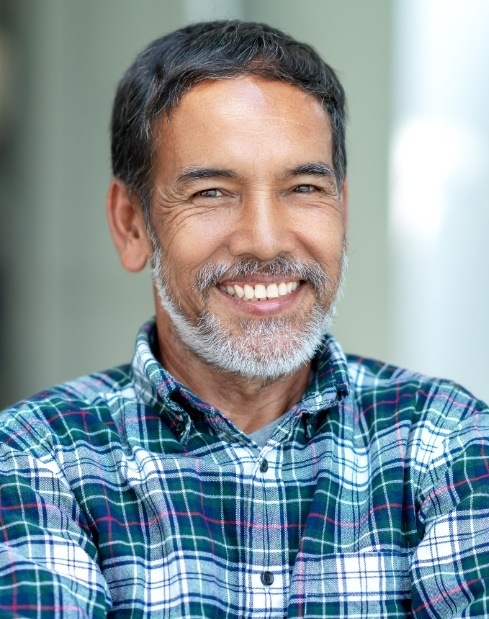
[{"xmin": 248, "ymin": 414, "xmax": 286, "ymax": 447}]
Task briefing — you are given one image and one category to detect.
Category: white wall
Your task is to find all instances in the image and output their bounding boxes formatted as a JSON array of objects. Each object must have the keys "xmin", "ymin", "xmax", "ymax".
[{"xmin": 390, "ymin": 0, "xmax": 489, "ymax": 402}]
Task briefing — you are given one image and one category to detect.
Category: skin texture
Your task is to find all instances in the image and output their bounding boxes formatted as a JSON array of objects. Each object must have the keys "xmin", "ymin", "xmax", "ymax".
[{"xmin": 107, "ymin": 76, "xmax": 347, "ymax": 433}]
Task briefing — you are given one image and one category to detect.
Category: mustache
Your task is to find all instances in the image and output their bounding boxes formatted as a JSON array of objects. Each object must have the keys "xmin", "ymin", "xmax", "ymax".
[{"xmin": 195, "ymin": 255, "xmax": 331, "ymax": 294}]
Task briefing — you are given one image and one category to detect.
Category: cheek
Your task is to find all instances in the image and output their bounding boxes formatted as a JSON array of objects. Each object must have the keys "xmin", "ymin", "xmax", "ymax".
[
  {"xmin": 299, "ymin": 214, "xmax": 346, "ymax": 260},
  {"xmin": 161, "ymin": 215, "xmax": 231, "ymax": 286},
  {"xmin": 157, "ymin": 206, "xmax": 208, "ymax": 254}
]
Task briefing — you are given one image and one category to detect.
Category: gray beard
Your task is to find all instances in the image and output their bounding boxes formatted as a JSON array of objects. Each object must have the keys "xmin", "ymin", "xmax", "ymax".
[{"xmin": 150, "ymin": 245, "xmax": 347, "ymax": 381}]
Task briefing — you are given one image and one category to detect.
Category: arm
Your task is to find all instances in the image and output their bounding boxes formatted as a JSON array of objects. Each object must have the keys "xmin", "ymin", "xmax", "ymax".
[
  {"xmin": 412, "ymin": 404, "xmax": 489, "ymax": 617},
  {"xmin": 0, "ymin": 441, "xmax": 111, "ymax": 618}
]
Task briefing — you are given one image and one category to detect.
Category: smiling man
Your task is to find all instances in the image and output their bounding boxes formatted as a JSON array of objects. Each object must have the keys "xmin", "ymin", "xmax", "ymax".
[
  {"xmin": 1, "ymin": 20, "xmax": 489, "ymax": 619},
  {"xmin": 108, "ymin": 72, "xmax": 347, "ymax": 433}
]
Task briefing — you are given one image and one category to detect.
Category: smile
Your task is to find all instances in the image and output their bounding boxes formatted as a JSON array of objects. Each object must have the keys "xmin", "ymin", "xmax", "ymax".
[{"xmin": 218, "ymin": 281, "xmax": 300, "ymax": 302}]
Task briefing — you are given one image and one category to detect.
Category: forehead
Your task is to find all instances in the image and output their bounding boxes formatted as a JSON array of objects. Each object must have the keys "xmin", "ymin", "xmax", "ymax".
[{"xmin": 155, "ymin": 76, "xmax": 333, "ymax": 173}]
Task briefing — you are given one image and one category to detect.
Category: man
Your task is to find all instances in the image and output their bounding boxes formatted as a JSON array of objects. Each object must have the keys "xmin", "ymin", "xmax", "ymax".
[{"xmin": 0, "ymin": 20, "xmax": 488, "ymax": 618}]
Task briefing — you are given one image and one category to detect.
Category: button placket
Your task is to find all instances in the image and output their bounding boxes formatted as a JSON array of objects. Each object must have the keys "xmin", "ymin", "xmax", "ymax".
[{"xmin": 255, "ymin": 447, "xmax": 286, "ymax": 610}]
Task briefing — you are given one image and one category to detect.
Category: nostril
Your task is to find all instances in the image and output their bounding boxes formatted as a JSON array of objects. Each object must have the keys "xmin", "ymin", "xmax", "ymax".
[{"xmin": 228, "ymin": 229, "xmax": 296, "ymax": 261}]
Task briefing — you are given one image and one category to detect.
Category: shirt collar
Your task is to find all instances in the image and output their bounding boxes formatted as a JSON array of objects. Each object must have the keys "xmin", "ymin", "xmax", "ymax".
[
  {"xmin": 131, "ymin": 318, "xmax": 181, "ymax": 407},
  {"xmin": 132, "ymin": 317, "xmax": 351, "ymax": 421},
  {"xmin": 300, "ymin": 331, "xmax": 351, "ymax": 413}
]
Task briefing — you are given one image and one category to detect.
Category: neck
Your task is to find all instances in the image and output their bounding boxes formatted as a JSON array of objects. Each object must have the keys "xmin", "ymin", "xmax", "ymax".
[{"xmin": 155, "ymin": 310, "xmax": 310, "ymax": 434}]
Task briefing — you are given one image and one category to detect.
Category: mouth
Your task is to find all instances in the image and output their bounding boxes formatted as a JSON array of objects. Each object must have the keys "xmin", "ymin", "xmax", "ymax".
[{"xmin": 218, "ymin": 280, "xmax": 302, "ymax": 302}]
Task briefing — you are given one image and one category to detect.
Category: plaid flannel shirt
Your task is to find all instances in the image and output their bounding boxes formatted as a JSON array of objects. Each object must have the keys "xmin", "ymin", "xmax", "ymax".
[{"xmin": 0, "ymin": 318, "xmax": 488, "ymax": 618}]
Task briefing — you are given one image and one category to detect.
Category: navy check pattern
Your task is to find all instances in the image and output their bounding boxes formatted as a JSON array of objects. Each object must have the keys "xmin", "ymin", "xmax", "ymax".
[{"xmin": 0, "ymin": 318, "xmax": 488, "ymax": 617}]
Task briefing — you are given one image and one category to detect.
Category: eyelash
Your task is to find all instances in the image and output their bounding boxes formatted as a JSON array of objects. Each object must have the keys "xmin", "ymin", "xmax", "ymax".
[{"xmin": 294, "ymin": 184, "xmax": 321, "ymax": 193}]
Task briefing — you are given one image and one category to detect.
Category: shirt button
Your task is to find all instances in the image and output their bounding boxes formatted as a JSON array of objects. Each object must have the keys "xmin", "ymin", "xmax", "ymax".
[
  {"xmin": 260, "ymin": 459, "xmax": 269, "ymax": 473},
  {"xmin": 174, "ymin": 420, "xmax": 185, "ymax": 434},
  {"xmin": 260, "ymin": 571, "xmax": 274, "ymax": 586}
]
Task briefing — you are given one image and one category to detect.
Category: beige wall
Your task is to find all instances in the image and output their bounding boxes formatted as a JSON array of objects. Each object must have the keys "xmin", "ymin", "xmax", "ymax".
[{"xmin": 0, "ymin": 0, "xmax": 393, "ymax": 406}]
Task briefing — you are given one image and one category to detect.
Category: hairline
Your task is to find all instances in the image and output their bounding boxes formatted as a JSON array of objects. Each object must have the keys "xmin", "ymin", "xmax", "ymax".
[{"xmin": 111, "ymin": 21, "xmax": 348, "ymax": 223}]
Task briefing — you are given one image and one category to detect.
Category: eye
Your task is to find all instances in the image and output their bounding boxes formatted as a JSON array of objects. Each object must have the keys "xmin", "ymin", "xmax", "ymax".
[
  {"xmin": 194, "ymin": 188, "xmax": 223, "ymax": 198},
  {"xmin": 294, "ymin": 184, "xmax": 319, "ymax": 194}
]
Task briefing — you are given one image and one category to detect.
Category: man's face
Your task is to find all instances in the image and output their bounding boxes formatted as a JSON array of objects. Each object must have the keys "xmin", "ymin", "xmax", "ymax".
[{"xmin": 148, "ymin": 76, "xmax": 347, "ymax": 380}]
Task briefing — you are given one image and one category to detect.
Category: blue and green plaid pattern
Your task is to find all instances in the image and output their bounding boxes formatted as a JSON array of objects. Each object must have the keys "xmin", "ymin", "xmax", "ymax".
[{"xmin": 0, "ymin": 318, "xmax": 488, "ymax": 618}]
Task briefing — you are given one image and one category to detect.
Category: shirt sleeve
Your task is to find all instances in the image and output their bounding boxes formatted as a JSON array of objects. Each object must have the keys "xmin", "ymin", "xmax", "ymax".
[
  {"xmin": 0, "ymin": 438, "xmax": 111, "ymax": 618},
  {"xmin": 411, "ymin": 401, "xmax": 489, "ymax": 618}
]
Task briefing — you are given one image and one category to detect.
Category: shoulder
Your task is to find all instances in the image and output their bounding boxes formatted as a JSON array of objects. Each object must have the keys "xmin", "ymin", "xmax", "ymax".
[
  {"xmin": 345, "ymin": 353, "xmax": 489, "ymax": 435},
  {"xmin": 342, "ymin": 355, "xmax": 489, "ymax": 501},
  {"xmin": 0, "ymin": 365, "xmax": 132, "ymax": 457}
]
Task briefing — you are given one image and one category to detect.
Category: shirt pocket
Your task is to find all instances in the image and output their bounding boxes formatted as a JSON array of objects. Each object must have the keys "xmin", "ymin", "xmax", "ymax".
[{"xmin": 288, "ymin": 551, "xmax": 412, "ymax": 618}]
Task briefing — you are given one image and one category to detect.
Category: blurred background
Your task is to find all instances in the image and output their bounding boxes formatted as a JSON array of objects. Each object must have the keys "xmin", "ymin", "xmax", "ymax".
[{"xmin": 0, "ymin": 0, "xmax": 488, "ymax": 408}]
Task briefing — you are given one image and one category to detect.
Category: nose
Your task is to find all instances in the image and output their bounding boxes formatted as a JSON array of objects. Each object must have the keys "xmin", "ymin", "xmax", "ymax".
[{"xmin": 228, "ymin": 191, "xmax": 296, "ymax": 260}]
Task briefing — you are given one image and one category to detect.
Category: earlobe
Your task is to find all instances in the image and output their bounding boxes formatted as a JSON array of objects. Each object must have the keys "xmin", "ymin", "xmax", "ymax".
[{"xmin": 106, "ymin": 179, "xmax": 153, "ymax": 273}]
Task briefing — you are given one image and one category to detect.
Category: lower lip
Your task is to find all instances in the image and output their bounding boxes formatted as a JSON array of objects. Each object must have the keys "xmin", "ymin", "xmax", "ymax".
[{"xmin": 215, "ymin": 284, "xmax": 305, "ymax": 316}]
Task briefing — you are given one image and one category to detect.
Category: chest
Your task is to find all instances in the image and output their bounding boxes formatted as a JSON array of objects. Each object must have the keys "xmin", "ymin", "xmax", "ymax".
[{"xmin": 74, "ymin": 429, "xmax": 415, "ymax": 618}]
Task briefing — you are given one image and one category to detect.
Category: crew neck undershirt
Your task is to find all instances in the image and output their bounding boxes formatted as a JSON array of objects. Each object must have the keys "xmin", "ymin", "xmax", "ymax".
[{"xmin": 247, "ymin": 414, "xmax": 286, "ymax": 447}]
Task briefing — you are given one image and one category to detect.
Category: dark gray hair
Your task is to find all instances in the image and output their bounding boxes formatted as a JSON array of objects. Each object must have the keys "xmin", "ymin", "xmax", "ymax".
[{"xmin": 110, "ymin": 20, "xmax": 347, "ymax": 220}]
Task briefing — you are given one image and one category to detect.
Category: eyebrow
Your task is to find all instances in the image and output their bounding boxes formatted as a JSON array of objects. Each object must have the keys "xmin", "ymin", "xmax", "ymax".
[
  {"xmin": 175, "ymin": 162, "xmax": 336, "ymax": 186},
  {"xmin": 176, "ymin": 167, "xmax": 238, "ymax": 185},
  {"xmin": 285, "ymin": 162, "xmax": 336, "ymax": 179}
]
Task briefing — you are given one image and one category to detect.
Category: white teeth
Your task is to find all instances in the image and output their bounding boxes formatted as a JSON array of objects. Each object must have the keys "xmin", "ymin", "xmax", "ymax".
[
  {"xmin": 243, "ymin": 284, "xmax": 255, "ymax": 300},
  {"xmin": 254, "ymin": 284, "xmax": 267, "ymax": 300},
  {"xmin": 220, "ymin": 281, "xmax": 300, "ymax": 301},
  {"xmin": 234, "ymin": 284, "xmax": 245, "ymax": 299},
  {"xmin": 266, "ymin": 283, "xmax": 279, "ymax": 298},
  {"xmin": 278, "ymin": 282, "xmax": 288, "ymax": 296}
]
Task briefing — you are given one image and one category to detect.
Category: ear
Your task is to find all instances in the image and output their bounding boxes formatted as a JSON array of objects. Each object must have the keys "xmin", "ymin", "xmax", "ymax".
[{"xmin": 106, "ymin": 179, "xmax": 153, "ymax": 273}]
